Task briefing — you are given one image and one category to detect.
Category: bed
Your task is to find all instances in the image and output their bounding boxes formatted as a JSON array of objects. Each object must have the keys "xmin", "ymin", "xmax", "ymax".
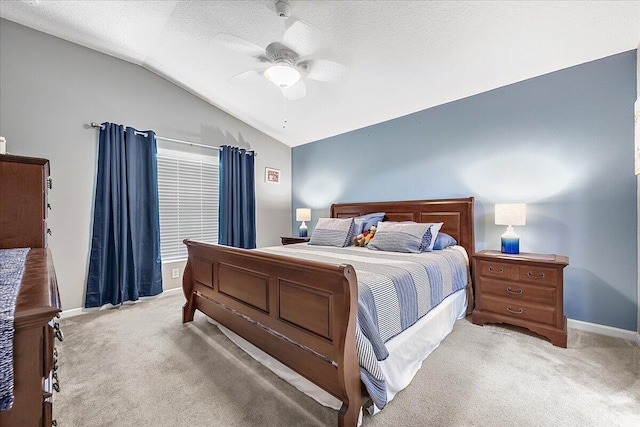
[{"xmin": 182, "ymin": 197, "xmax": 475, "ymax": 426}]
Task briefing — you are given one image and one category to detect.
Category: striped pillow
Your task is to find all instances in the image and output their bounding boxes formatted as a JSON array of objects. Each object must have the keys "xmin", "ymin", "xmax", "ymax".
[
  {"xmin": 309, "ymin": 218, "xmax": 355, "ymax": 247},
  {"xmin": 368, "ymin": 221, "xmax": 444, "ymax": 253}
]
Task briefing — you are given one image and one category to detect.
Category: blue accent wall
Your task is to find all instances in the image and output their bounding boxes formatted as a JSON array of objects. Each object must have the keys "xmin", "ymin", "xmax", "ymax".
[{"xmin": 292, "ymin": 50, "xmax": 638, "ymax": 331}]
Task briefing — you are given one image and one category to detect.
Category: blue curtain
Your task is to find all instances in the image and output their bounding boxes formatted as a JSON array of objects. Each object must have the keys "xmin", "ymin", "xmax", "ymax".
[
  {"xmin": 218, "ymin": 145, "xmax": 256, "ymax": 249},
  {"xmin": 85, "ymin": 123, "xmax": 163, "ymax": 307}
]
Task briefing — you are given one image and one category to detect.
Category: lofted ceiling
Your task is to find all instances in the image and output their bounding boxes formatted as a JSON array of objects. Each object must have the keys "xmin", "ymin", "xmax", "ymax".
[{"xmin": 1, "ymin": 1, "xmax": 639, "ymax": 147}]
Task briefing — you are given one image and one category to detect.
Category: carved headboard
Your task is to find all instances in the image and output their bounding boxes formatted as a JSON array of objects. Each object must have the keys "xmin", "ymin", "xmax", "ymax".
[{"xmin": 331, "ymin": 197, "xmax": 475, "ymax": 256}]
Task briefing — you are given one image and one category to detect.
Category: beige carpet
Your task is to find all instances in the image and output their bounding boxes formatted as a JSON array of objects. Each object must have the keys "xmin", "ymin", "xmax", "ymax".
[{"xmin": 55, "ymin": 293, "xmax": 640, "ymax": 426}]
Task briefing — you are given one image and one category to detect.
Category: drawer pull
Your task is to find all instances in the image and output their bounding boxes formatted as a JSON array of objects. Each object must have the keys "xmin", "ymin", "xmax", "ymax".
[
  {"xmin": 488, "ymin": 266, "xmax": 504, "ymax": 273},
  {"xmin": 506, "ymin": 287, "xmax": 523, "ymax": 295},
  {"xmin": 52, "ymin": 372, "xmax": 60, "ymax": 392},
  {"xmin": 506, "ymin": 306, "xmax": 524, "ymax": 315},
  {"xmin": 527, "ymin": 271, "xmax": 545, "ymax": 279},
  {"xmin": 54, "ymin": 322, "xmax": 64, "ymax": 341}
]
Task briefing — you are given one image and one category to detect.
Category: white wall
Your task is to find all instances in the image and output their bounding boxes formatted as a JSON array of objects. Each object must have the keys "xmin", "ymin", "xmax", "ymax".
[{"xmin": 0, "ymin": 19, "xmax": 292, "ymax": 310}]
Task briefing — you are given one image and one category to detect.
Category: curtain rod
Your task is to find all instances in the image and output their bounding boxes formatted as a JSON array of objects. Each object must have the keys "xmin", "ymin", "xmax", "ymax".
[{"xmin": 90, "ymin": 122, "xmax": 256, "ymax": 156}]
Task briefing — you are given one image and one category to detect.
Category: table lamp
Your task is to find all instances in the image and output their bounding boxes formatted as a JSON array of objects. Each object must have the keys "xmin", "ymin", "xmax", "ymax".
[
  {"xmin": 495, "ymin": 203, "xmax": 526, "ymax": 254},
  {"xmin": 296, "ymin": 208, "xmax": 311, "ymax": 237}
]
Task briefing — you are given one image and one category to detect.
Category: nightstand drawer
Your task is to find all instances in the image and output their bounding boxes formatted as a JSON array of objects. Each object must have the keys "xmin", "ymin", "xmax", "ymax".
[
  {"xmin": 515, "ymin": 265, "xmax": 557, "ymax": 286},
  {"xmin": 476, "ymin": 259, "xmax": 513, "ymax": 280},
  {"xmin": 478, "ymin": 278, "xmax": 556, "ymax": 306},
  {"xmin": 481, "ymin": 295, "xmax": 557, "ymax": 326}
]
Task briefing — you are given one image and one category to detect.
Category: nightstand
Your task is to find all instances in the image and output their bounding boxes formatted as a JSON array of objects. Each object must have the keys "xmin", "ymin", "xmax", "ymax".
[
  {"xmin": 280, "ymin": 236, "xmax": 310, "ymax": 245},
  {"xmin": 472, "ymin": 250, "xmax": 569, "ymax": 347}
]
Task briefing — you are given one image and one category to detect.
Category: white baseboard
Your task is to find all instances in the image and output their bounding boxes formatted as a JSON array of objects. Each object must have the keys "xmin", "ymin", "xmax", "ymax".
[
  {"xmin": 567, "ymin": 318, "xmax": 638, "ymax": 342},
  {"xmin": 59, "ymin": 307, "xmax": 86, "ymax": 319},
  {"xmin": 59, "ymin": 287, "xmax": 183, "ymax": 319}
]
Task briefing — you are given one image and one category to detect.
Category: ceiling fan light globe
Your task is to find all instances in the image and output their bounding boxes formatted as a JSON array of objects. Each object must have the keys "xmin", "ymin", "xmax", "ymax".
[{"xmin": 264, "ymin": 65, "xmax": 301, "ymax": 88}]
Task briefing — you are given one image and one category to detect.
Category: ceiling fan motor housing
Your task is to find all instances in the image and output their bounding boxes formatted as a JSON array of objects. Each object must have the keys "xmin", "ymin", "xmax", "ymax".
[{"xmin": 265, "ymin": 42, "xmax": 298, "ymax": 66}]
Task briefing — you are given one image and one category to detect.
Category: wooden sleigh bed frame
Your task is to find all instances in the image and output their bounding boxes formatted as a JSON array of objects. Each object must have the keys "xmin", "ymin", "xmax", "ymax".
[{"xmin": 182, "ymin": 197, "xmax": 475, "ymax": 427}]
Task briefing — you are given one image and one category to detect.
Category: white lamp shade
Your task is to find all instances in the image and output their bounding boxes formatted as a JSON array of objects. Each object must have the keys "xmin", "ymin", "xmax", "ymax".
[
  {"xmin": 296, "ymin": 208, "xmax": 311, "ymax": 222},
  {"xmin": 495, "ymin": 203, "xmax": 526, "ymax": 226},
  {"xmin": 264, "ymin": 65, "xmax": 301, "ymax": 88}
]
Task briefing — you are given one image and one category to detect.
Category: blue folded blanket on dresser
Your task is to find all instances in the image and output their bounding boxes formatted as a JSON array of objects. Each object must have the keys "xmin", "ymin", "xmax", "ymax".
[{"xmin": 0, "ymin": 248, "xmax": 30, "ymax": 411}]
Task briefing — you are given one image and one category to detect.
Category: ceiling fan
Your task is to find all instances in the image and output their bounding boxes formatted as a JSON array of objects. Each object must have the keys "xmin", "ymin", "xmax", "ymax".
[{"xmin": 214, "ymin": 1, "xmax": 348, "ymax": 101}]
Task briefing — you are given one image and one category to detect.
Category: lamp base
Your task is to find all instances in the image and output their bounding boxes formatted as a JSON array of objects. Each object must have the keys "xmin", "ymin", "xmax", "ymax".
[
  {"xmin": 500, "ymin": 225, "xmax": 520, "ymax": 254},
  {"xmin": 501, "ymin": 237, "xmax": 520, "ymax": 254},
  {"xmin": 299, "ymin": 221, "xmax": 308, "ymax": 237}
]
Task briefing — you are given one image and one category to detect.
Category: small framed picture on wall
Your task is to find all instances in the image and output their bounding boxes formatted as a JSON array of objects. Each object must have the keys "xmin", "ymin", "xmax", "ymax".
[{"xmin": 265, "ymin": 167, "xmax": 280, "ymax": 184}]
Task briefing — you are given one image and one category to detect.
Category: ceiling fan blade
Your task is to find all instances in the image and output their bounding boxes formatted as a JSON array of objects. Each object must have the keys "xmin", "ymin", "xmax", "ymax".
[
  {"xmin": 282, "ymin": 81, "xmax": 306, "ymax": 100},
  {"xmin": 298, "ymin": 59, "xmax": 348, "ymax": 82},
  {"xmin": 214, "ymin": 33, "xmax": 265, "ymax": 56},
  {"xmin": 228, "ymin": 69, "xmax": 266, "ymax": 85},
  {"xmin": 281, "ymin": 20, "xmax": 320, "ymax": 57}
]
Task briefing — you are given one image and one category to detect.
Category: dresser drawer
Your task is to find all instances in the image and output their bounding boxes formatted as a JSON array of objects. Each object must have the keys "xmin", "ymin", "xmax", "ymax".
[
  {"xmin": 514, "ymin": 264, "xmax": 557, "ymax": 286},
  {"xmin": 476, "ymin": 259, "xmax": 513, "ymax": 280},
  {"xmin": 481, "ymin": 295, "xmax": 557, "ymax": 326},
  {"xmin": 477, "ymin": 278, "xmax": 556, "ymax": 306}
]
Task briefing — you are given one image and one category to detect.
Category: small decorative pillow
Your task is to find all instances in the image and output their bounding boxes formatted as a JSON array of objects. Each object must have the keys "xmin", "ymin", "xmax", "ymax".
[
  {"xmin": 432, "ymin": 232, "xmax": 457, "ymax": 250},
  {"xmin": 353, "ymin": 212, "xmax": 386, "ymax": 235},
  {"xmin": 309, "ymin": 217, "xmax": 355, "ymax": 247},
  {"xmin": 368, "ymin": 221, "xmax": 443, "ymax": 253}
]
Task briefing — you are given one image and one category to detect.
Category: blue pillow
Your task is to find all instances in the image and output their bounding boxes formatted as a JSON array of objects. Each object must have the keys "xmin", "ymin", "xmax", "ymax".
[
  {"xmin": 353, "ymin": 212, "xmax": 385, "ymax": 235},
  {"xmin": 432, "ymin": 232, "xmax": 457, "ymax": 250}
]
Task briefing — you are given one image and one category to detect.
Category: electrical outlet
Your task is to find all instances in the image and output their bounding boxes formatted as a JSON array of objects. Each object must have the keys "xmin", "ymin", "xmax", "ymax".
[{"xmin": 171, "ymin": 268, "xmax": 180, "ymax": 279}]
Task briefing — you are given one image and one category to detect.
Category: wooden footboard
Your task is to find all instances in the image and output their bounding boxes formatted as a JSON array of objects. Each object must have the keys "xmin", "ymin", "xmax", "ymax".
[{"xmin": 182, "ymin": 240, "xmax": 362, "ymax": 427}]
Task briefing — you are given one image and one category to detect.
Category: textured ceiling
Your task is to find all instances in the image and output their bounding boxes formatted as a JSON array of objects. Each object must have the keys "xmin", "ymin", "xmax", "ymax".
[{"xmin": 1, "ymin": 1, "xmax": 639, "ymax": 147}]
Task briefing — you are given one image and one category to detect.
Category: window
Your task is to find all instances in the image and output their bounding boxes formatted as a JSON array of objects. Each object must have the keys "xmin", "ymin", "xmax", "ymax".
[{"xmin": 157, "ymin": 149, "xmax": 219, "ymax": 261}]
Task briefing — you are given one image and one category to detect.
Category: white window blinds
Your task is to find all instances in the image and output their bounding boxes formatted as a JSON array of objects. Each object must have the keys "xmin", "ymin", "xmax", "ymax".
[{"xmin": 157, "ymin": 152, "xmax": 219, "ymax": 261}]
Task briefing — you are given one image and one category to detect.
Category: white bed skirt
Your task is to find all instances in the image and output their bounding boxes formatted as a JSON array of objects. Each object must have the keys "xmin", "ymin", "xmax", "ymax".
[{"xmin": 208, "ymin": 287, "xmax": 467, "ymax": 416}]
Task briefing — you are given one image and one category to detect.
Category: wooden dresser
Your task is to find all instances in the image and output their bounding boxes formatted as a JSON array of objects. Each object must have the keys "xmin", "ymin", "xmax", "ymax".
[
  {"xmin": 0, "ymin": 250, "xmax": 61, "ymax": 427},
  {"xmin": 472, "ymin": 250, "xmax": 569, "ymax": 347},
  {"xmin": 0, "ymin": 154, "xmax": 61, "ymax": 427},
  {"xmin": 0, "ymin": 154, "xmax": 51, "ymax": 249}
]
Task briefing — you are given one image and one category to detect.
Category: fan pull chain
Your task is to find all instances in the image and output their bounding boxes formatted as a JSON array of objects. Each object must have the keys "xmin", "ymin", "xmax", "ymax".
[{"xmin": 282, "ymin": 94, "xmax": 288, "ymax": 129}]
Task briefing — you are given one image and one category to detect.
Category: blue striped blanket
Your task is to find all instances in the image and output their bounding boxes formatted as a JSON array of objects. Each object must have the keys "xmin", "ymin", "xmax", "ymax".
[
  {"xmin": 259, "ymin": 244, "xmax": 468, "ymax": 409},
  {"xmin": 0, "ymin": 248, "xmax": 30, "ymax": 411}
]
